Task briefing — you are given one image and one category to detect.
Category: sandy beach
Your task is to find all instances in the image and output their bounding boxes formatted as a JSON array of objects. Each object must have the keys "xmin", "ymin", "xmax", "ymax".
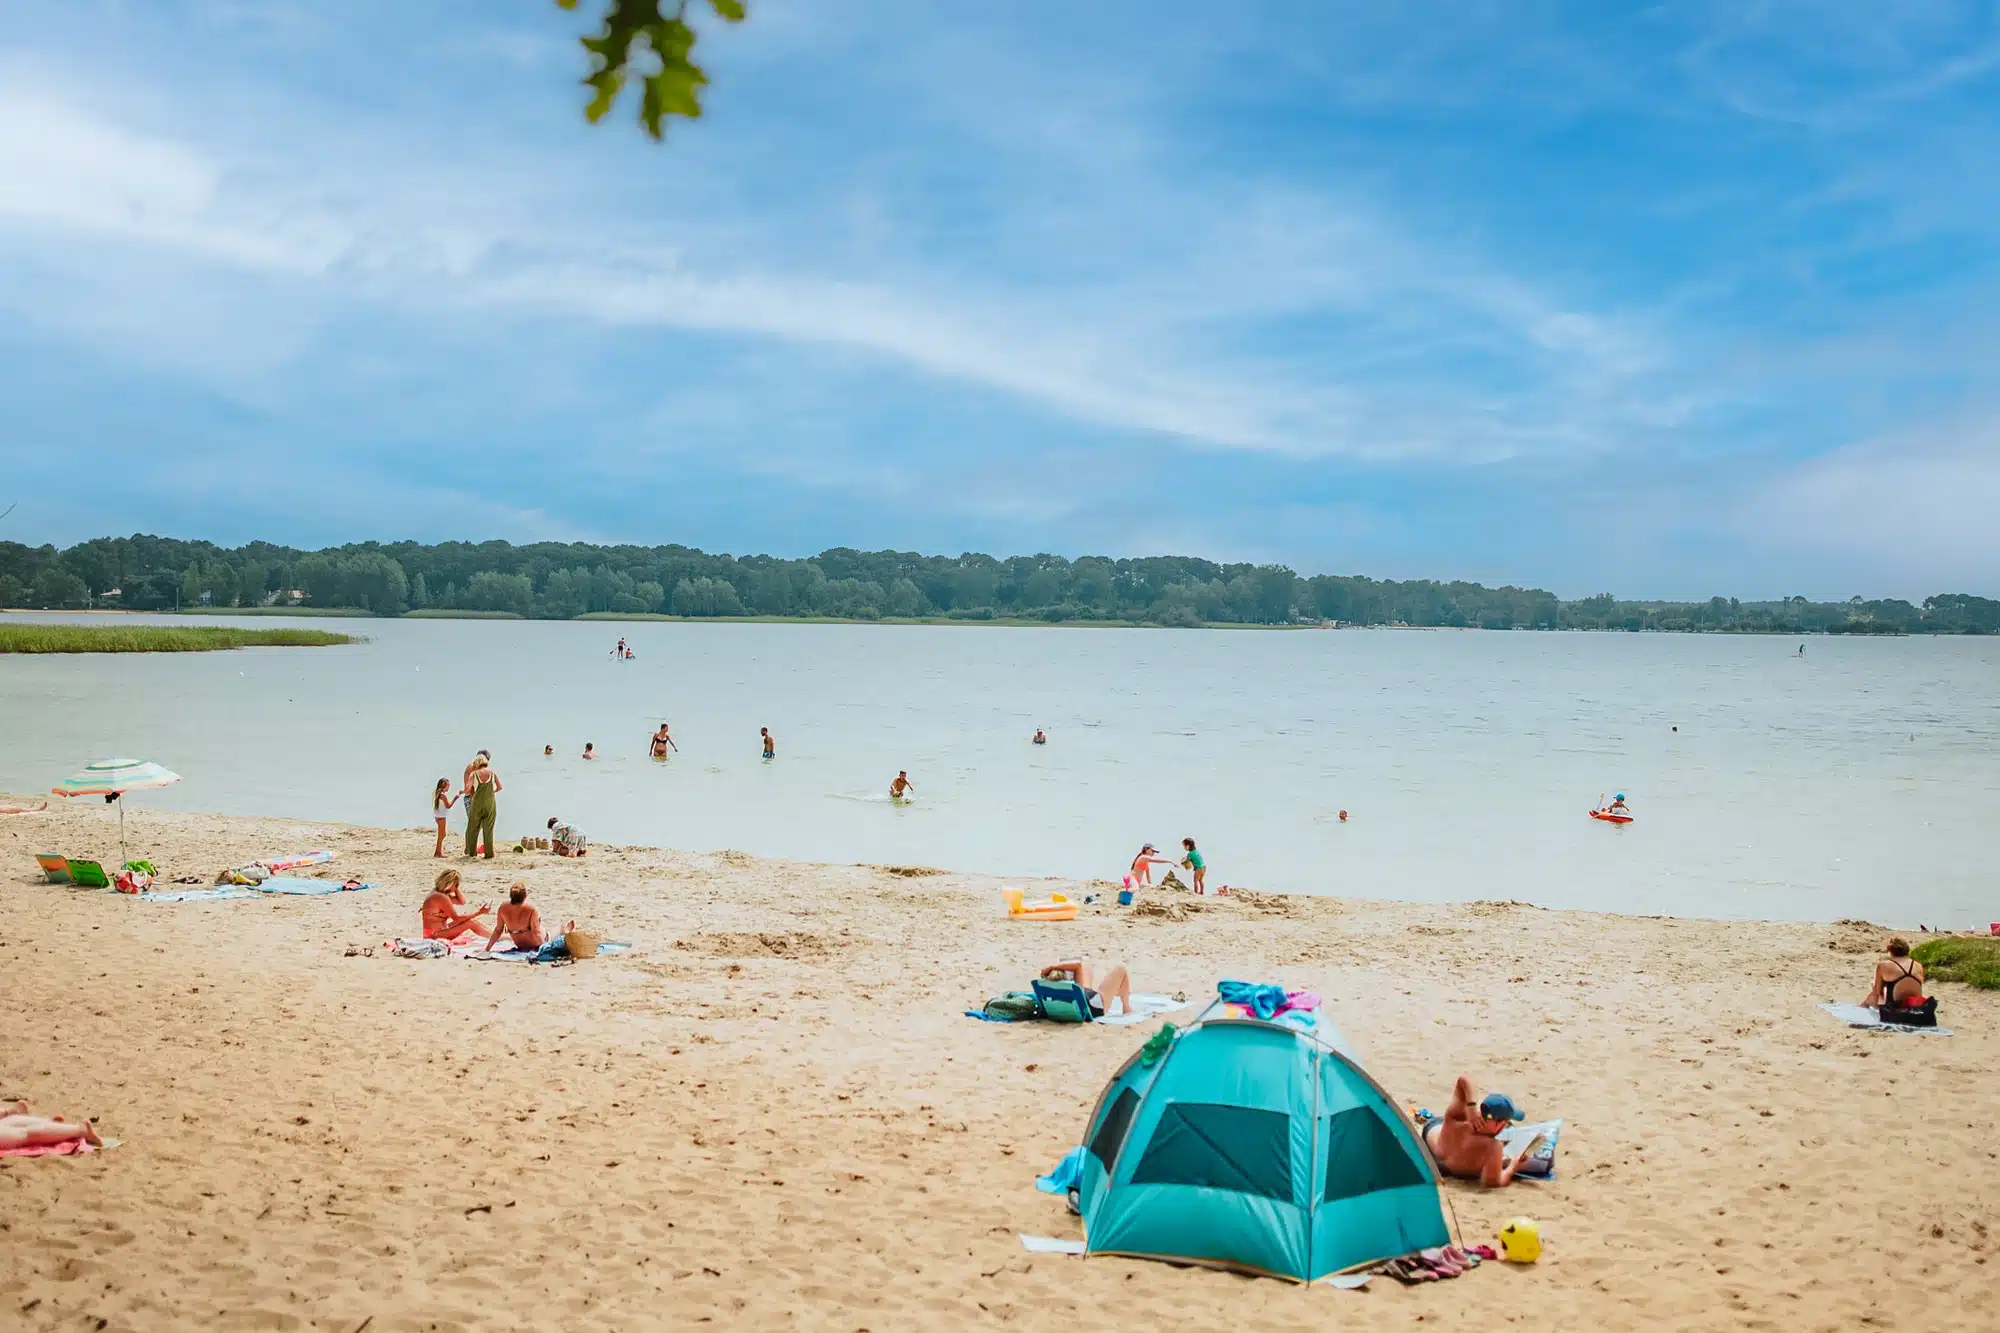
[{"xmin": 3, "ymin": 797, "xmax": 1996, "ymax": 1332}]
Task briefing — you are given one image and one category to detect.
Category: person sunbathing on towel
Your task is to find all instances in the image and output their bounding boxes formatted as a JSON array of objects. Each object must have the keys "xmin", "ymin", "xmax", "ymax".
[
  {"xmin": 1040, "ymin": 959, "xmax": 1133, "ymax": 1018},
  {"xmin": 1, "ymin": 1101, "xmax": 102, "ymax": 1151},
  {"xmin": 422, "ymin": 869, "xmax": 491, "ymax": 941},
  {"xmin": 486, "ymin": 883, "xmax": 546, "ymax": 952},
  {"xmin": 1422, "ymin": 1077, "xmax": 1542, "ymax": 1187}
]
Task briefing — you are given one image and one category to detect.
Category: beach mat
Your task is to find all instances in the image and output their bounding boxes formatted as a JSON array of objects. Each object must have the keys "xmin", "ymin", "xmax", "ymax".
[
  {"xmin": 1819, "ymin": 1002, "xmax": 1952, "ymax": 1036},
  {"xmin": 251, "ymin": 877, "xmax": 372, "ymax": 895},
  {"xmin": 1095, "ymin": 993, "xmax": 1185, "ymax": 1026},
  {"xmin": 470, "ymin": 941, "xmax": 633, "ymax": 963},
  {"xmin": 136, "ymin": 887, "xmax": 258, "ymax": 904}
]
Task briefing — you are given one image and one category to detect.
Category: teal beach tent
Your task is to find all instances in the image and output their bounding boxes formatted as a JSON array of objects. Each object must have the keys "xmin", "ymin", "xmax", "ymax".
[{"xmin": 1076, "ymin": 1004, "xmax": 1450, "ymax": 1280}]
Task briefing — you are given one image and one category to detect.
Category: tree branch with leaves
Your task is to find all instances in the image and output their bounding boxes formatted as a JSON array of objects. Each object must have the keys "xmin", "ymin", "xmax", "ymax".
[{"xmin": 556, "ymin": 0, "xmax": 747, "ymax": 140}]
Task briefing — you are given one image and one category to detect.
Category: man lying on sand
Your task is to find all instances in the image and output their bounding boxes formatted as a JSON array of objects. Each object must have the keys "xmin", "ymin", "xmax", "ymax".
[
  {"xmin": 422, "ymin": 869, "xmax": 491, "ymax": 941},
  {"xmin": 1421, "ymin": 1076, "xmax": 1543, "ymax": 1187},
  {"xmin": 1, "ymin": 1101, "xmax": 102, "ymax": 1151},
  {"xmin": 1040, "ymin": 959, "xmax": 1133, "ymax": 1018}
]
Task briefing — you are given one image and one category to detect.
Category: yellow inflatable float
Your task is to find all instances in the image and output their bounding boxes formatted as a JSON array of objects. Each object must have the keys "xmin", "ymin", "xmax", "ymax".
[{"xmin": 1003, "ymin": 887, "xmax": 1078, "ymax": 921}]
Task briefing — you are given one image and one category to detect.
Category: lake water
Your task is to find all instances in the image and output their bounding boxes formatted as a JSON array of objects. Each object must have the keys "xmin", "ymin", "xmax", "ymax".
[{"xmin": 4, "ymin": 615, "xmax": 1996, "ymax": 926}]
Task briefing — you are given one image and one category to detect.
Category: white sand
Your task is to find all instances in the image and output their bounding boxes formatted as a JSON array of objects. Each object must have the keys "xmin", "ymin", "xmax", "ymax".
[{"xmin": 3, "ymin": 798, "xmax": 1996, "ymax": 1331}]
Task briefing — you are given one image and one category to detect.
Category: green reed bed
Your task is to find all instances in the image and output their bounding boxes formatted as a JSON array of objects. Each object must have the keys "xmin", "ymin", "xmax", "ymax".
[
  {"xmin": 1911, "ymin": 937, "xmax": 2000, "ymax": 990},
  {"xmin": 0, "ymin": 625, "xmax": 357, "ymax": 653}
]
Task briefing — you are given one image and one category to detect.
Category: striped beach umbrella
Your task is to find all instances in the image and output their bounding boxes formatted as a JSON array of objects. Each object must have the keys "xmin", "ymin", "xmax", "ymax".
[{"xmin": 52, "ymin": 758, "xmax": 182, "ymax": 858}]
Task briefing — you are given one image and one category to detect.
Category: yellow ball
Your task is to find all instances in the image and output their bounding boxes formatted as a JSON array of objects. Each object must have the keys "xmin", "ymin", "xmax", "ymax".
[{"xmin": 1497, "ymin": 1216, "xmax": 1542, "ymax": 1263}]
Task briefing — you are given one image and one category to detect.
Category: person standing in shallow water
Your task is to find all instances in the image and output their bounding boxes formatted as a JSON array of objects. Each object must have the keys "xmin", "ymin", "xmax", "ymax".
[
  {"xmin": 760, "ymin": 727, "xmax": 775, "ymax": 759},
  {"xmin": 463, "ymin": 755, "xmax": 501, "ymax": 860}
]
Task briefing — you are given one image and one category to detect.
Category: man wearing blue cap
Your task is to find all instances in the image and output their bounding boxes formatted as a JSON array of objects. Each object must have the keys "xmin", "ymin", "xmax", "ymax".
[{"xmin": 1420, "ymin": 1076, "xmax": 1543, "ymax": 1188}]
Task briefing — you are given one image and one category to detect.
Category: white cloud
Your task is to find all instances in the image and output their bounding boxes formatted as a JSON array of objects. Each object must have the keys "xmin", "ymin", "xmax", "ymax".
[{"xmin": 0, "ymin": 56, "xmax": 1675, "ymax": 467}]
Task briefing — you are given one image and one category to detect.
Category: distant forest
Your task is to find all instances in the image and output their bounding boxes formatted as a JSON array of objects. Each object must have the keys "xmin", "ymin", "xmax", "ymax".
[{"xmin": 3, "ymin": 535, "xmax": 1997, "ymax": 633}]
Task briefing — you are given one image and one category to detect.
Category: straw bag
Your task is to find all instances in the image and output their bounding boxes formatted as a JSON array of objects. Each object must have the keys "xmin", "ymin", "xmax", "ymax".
[{"xmin": 564, "ymin": 929, "xmax": 601, "ymax": 959}]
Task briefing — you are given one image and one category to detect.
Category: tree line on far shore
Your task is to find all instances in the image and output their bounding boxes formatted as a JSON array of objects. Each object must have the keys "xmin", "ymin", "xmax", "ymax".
[{"xmin": 2, "ymin": 535, "xmax": 1996, "ymax": 634}]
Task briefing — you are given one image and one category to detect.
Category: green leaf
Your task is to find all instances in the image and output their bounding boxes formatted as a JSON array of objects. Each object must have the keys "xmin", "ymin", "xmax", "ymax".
[
  {"xmin": 708, "ymin": 0, "xmax": 747, "ymax": 21},
  {"xmin": 566, "ymin": 0, "xmax": 737, "ymax": 139}
]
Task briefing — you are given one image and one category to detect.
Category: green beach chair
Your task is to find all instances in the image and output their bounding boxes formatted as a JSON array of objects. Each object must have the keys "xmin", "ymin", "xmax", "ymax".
[
  {"xmin": 63, "ymin": 859, "xmax": 111, "ymax": 889},
  {"xmin": 35, "ymin": 853, "xmax": 71, "ymax": 883}
]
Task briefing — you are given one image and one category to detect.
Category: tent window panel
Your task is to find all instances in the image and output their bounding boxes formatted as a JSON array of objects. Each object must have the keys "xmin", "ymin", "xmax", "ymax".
[
  {"xmin": 1322, "ymin": 1107, "xmax": 1427, "ymax": 1202},
  {"xmin": 1129, "ymin": 1102, "xmax": 1293, "ymax": 1202},
  {"xmin": 1088, "ymin": 1088, "xmax": 1141, "ymax": 1172}
]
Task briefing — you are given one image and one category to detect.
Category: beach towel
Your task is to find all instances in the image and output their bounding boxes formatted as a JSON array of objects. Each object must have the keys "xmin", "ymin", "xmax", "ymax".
[
  {"xmin": 250, "ymin": 877, "xmax": 372, "ymax": 895},
  {"xmin": 1819, "ymin": 1002, "xmax": 1953, "ymax": 1036},
  {"xmin": 263, "ymin": 850, "xmax": 334, "ymax": 872},
  {"xmin": 136, "ymin": 886, "xmax": 257, "ymax": 904},
  {"xmin": 390, "ymin": 938, "xmax": 452, "ymax": 958},
  {"xmin": 1094, "ymin": 993, "xmax": 1187, "ymax": 1026},
  {"xmin": 1036, "ymin": 1147, "xmax": 1088, "ymax": 1196},
  {"xmin": 470, "ymin": 940, "xmax": 632, "ymax": 963}
]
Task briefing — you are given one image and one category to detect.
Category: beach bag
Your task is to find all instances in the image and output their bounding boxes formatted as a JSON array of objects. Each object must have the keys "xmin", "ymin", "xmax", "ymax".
[
  {"xmin": 1879, "ymin": 997, "xmax": 1938, "ymax": 1028},
  {"xmin": 981, "ymin": 992, "xmax": 1040, "ymax": 1022},
  {"xmin": 565, "ymin": 929, "xmax": 601, "ymax": 959}
]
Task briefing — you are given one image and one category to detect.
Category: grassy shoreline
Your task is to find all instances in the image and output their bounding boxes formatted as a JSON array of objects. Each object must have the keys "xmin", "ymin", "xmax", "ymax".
[{"xmin": 0, "ymin": 625, "xmax": 358, "ymax": 653}]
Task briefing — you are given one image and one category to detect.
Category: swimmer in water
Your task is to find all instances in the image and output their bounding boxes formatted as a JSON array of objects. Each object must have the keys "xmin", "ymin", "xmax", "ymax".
[
  {"xmin": 760, "ymin": 727, "xmax": 775, "ymax": 759},
  {"xmin": 582, "ymin": 742, "xmax": 596, "ymax": 760},
  {"xmin": 889, "ymin": 771, "xmax": 915, "ymax": 800},
  {"xmin": 650, "ymin": 723, "xmax": 676, "ymax": 758},
  {"xmin": 1032, "ymin": 729, "xmax": 1047, "ymax": 745},
  {"xmin": 544, "ymin": 744, "xmax": 554, "ymax": 756}
]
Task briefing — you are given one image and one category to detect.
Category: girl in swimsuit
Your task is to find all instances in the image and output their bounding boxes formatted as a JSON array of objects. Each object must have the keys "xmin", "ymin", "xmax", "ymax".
[{"xmin": 431, "ymin": 778, "xmax": 457, "ymax": 859}]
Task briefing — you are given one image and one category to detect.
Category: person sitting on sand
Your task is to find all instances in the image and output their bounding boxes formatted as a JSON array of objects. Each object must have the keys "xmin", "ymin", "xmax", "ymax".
[
  {"xmin": 1421, "ymin": 1076, "xmax": 1542, "ymax": 1188},
  {"xmin": 0, "ymin": 1101, "xmax": 103, "ymax": 1152},
  {"xmin": 1864, "ymin": 937, "xmax": 1928, "ymax": 1009},
  {"xmin": 890, "ymin": 771, "xmax": 915, "ymax": 800},
  {"xmin": 547, "ymin": 816, "xmax": 588, "ymax": 858},
  {"xmin": 1039, "ymin": 959, "xmax": 1133, "ymax": 1018},
  {"xmin": 1129, "ymin": 843, "xmax": 1170, "ymax": 887},
  {"xmin": 422, "ymin": 869, "xmax": 492, "ymax": 941},
  {"xmin": 1180, "ymin": 837, "xmax": 1207, "ymax": 894},
  {"xmin": 486, "ymin": 883, "xmax": 546, "ymax": 952}
]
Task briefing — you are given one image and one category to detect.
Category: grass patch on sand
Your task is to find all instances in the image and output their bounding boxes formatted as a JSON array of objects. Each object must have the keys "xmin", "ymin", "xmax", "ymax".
[
  {"xmin": 0, "ymin": 625, "xmax": 357, "ymax": 653},
  {"xmin": 1911, "ymin": 937, "xmax": 2000, "ymax": 990}
]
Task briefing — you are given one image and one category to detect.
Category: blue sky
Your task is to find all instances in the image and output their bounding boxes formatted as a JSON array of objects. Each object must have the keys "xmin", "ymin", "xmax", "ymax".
[{"xmin": 3, "ymin": 1, "xmax": 1998, "ymax": 597}]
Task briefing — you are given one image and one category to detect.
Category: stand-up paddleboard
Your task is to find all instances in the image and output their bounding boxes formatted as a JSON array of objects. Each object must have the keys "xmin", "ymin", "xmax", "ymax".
[{"xmin": 1589, "ymin": 809, "xmax": 1633, "ymax": 825}]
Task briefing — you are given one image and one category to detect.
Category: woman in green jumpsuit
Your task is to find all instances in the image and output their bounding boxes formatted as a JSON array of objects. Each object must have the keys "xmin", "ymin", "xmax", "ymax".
[{"xmin": 464, "ymin": 756, "xmax": 501, "ymax": 859}]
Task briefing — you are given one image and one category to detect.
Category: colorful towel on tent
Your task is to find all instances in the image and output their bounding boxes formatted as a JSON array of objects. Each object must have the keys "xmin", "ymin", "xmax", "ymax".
[
  {"xmin": 1216, "ymin": 980, "xmax": 1320, "ymax": 1025},
  {"xmin": 136, "ymin": 886, "xmax": 258, "ymax": 904},
  {"xmin": 1819, "ymin": 1002, "xmax": 1953, "ymax": 1036},
  {"xmin": 0, "ymin": 1136, "xmax": 120, "ymax": 1158},
  {"xmin": 250, "ymin": 877, "xmax": 372, "ymax": 895}
]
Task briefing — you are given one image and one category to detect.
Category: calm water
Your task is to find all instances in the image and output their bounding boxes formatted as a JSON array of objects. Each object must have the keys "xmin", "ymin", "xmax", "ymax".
[{"xmin": 4, "ymin": 615, "xmax": 1996, "ymax": 926}]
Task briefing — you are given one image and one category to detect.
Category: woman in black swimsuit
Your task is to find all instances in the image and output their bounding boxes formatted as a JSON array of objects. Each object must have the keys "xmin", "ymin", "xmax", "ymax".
[{"xmin": 1864, "ymin": 938, "xmax": 1927, "ymax": 1009}]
